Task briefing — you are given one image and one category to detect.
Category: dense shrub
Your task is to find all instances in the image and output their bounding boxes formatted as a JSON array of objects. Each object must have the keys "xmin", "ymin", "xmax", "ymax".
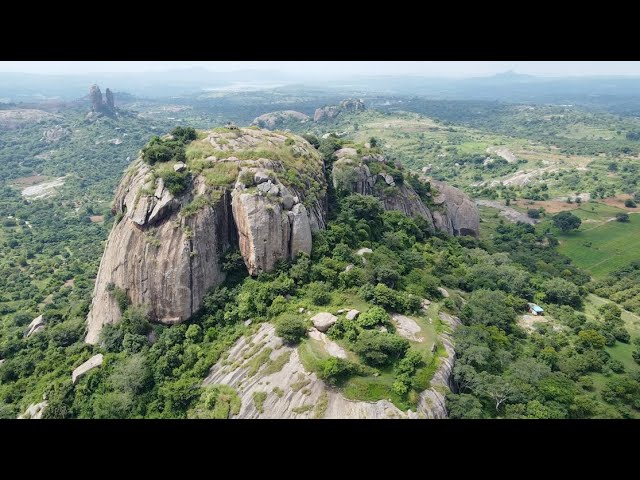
[
  {"xmin": 354, "ymin": 330, "xmax": 409, "ymax": 366},
  {"xmin": 276, "ymin": 316, "xmax": 307, "ymax": 345}
]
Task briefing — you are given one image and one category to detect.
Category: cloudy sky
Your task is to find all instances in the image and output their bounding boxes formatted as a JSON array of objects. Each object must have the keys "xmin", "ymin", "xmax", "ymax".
[{"xmin": 0, "ymin": 61, "xmax": 639, "ymax": 78}]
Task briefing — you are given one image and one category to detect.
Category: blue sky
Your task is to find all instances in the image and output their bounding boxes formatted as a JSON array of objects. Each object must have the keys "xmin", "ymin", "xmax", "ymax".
[{"xmin": 1, "ymin": 61, "xmax": 640, "ymax": 77}]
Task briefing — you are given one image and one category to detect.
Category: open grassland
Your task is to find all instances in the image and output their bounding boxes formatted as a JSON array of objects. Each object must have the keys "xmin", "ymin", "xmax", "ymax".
[{"xmin": 557, "ymin": 204, "xmax": 640, "ymax": 278}]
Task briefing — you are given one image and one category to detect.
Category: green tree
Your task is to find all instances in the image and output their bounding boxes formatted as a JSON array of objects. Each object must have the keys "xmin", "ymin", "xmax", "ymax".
[
  {"xmin": 552, "ymin": 212, "xmax": 582, "ymax": 232},
  {"xmin": 577, "ymin": 329, "xmax": 607, "ymax": 350},
  {"xmin": 460, "ymin": 289, "xmax": 517, "ymax": 331},
  {"xmin": 92, "ymin": 392, "xmax": 134, "ymax": 419},
  {"xmin": 307, "ymin": 281, "xmax": 331, "ymax": 305},
  {"xmin": 542, "ymin": 277, "xmax": 582, "ymax": 308}
]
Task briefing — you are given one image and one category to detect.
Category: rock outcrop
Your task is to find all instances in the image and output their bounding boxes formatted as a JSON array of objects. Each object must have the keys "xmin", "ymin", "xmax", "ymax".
[
  {"xmin": 252, "ymin": 110, "xmax": 310, "ymax": 129},
  {"xmin": 331, "ymin": 150, "xmax": 479, "ymax": 237},
  {"xmin": 88, "ymin": 84, "xmax": 116, "ymax": 116},
  {"xmin": 429, "ymin": 180, "xmax": 480, "ymax": 238},
  {"xmin": 105, "ymin": 88, "xmax": 115, "ymax": 111},
  {"xmin": 86, "ymin": 127, "xmax": 478, "ymax": 342},
  {"xmin": 89, "ymin": 84, "xmax": 103, "ymax": 112},
  {"xmin": 18, "ymin": 401, "xmax": 47, "ymax": 419},
  {"xmin": 314, "ymin": 99, "xmax": 365, "ymax": 122},
  {"xmin": 25, "ymin": 315, "xmax": 45, "ymax": 338},
  {"xmin": 86, "ymin": 128, "xmax": 326, "ymax": 343},
  {"xmin": 72, "ymin": 354, "xmax": 104, "ymax": 384},
  {"xmin": 203, "ymin": 323, "xmax": 416, "ymax": 419}
]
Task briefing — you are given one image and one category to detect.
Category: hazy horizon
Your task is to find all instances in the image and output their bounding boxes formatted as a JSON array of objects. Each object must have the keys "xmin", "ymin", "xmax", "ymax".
[{"xmin": 3, "ymin": 61, "xmax": 640, "ymax": 78}]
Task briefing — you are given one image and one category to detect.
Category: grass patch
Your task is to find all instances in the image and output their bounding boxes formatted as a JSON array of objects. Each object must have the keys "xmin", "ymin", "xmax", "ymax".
[
  {"xmin": 245, "ymin": 347, "xmax": 273, "ymax": 377},
  {"xmin": 272, "ymin": 386, "xmax": 284, "ymax": 398},
  {"xmin": 203, "ymin": 162, "xmax": 240, "ymax": 187},
  {"xmin": 313, "ymin": 392, "xmax": 328, "ymax": 419},
  {"xmin": 252, "ymin": 391, "xmax": 267, "ymax": 413},
  {"xmin": 181, "ymin": 195, "xmax": 212, "ymax": 217},
  {"xmin": 263, "ymin": 351, "xmax": 292, "ymax": 376},
  {"xmin": 290, "ymin": 373, "xmax": 311, "ymax": 392},
  {"xmin": 292, "ymin": 404, "xmax": 313, "ymax": 414}
]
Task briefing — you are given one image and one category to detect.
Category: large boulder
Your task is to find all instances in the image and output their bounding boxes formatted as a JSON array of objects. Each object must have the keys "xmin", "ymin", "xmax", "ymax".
[
  {"xmin": 311, "ymin": 312, "xmax": 338, "ymax": 332},
  {"xmin": 430, "ymin": 180, "xmax": 480, "ymax": 238}
]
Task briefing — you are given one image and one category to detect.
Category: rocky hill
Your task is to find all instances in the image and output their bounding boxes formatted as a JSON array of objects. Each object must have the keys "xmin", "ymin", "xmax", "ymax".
[
  {"xmin": 86, "ymin": 127, "xmax": 326, "ymax": 343},
  {"xmin": 332, "ymin": 147, "xmax": 479, "ymax": 237},
  {"xmin": 85, "ymin": 127, "xmax": 478, "ymax": 346},
  {"xmin": 314, "ymin": 99, "xmax": 366, "ymax": 122},
  {"xmin": 251, "ymin": 110, "xmax": 310, "ymax": 129}
]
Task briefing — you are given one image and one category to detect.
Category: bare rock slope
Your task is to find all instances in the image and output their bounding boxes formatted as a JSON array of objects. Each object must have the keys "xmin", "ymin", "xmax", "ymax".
[{"xmin": 204, "ymin": 315, "xmax": 459, "ymax": 419}]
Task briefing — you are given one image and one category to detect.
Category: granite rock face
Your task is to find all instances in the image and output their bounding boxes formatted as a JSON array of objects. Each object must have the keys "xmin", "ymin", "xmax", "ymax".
[
  {"xmin": 430, "ymin": 180, "xmax": 480, "ymax": 238},
  {"xmin": 86, "ymin": 128, "xmax": 326, "ymax": 343}
]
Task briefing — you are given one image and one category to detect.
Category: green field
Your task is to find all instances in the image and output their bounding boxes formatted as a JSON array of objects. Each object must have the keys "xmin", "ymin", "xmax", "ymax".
[{"xmin": 557, "ymin": 205, "xmax": 640, "ymax": 278}]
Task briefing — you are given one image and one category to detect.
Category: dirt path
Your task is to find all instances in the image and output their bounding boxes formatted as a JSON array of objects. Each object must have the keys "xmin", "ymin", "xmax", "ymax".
[{"xmin": 476, "ymin": 199, "xmax": 538, "ymax": 225}]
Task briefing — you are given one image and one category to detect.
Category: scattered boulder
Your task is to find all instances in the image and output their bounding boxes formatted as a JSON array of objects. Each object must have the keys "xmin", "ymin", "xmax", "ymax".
[
  {"xmin": 337, "ymin": 309, "xmax": 346, "ymax": 314},
  {"xmin": 173, "ymin": 162, "xmax": 186, "ymax": 173},
  {"xmin": 257, "ymin": 180, "xmax": 275, "ymax": 194},
  {"xmin": 345, "ymin": 309, "xmax": 360, "ymax": 321},
  {"xmin": 244, "ymin": 319, "xmax": 253, "ymax": 326},
  {"xmin": 344, "ymin": 264, "xmax": 354, "ymax": 272},
  {"xmin": 311, "ymin": 312, "xmax": 338, "ymax": 333},
  {"xmin": 25, "ymin": 315, "xmax": 45, "ymax": 338},
  {"xmin": 380, "ymin": 173, "xmax": 395, "ymax": 186},
  {"xmin": 72, "ymin": 354, "xmax": 104, "ymax": 385},
  {"xmin": 254, "ymin": 171, "xmax": 270, "ymax": 185},
  {"xmin": 282, "ymin": 194, "xmax": 295, "ymax": 210},
  {"xmin": 437, "ymin": 287, "xmax": 449, "ymax": 298},
  {"xmin": 356, "ymin": 247, "xmax": 373, "ymax": 256},
  {"xmin": 298, "ymin": 308, "xmax": 305, "ymax": 314},
  {"xmin": 421, "ymin": 299, "xmax": 432, "ymax": 309}
]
